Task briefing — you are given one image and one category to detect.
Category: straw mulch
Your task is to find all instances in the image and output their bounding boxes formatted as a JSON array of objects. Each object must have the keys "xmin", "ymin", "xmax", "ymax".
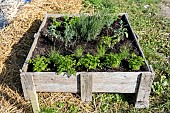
[{"xmin": 0, "ymin": 0, "xmax": 93, "ymax": 112}]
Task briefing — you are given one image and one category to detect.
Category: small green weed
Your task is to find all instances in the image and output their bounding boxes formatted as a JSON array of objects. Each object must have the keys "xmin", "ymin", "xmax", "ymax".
[
  {"xmin": 67, "ymin": 104, "xmax": 80, "ymax": 113},
  {"xmin": 40, "ymin": 107, "xmax": 58, "ymax": 113},
  {"xmin": 152, "ymin": 75, "xmax": 169, "ymax": 96}
]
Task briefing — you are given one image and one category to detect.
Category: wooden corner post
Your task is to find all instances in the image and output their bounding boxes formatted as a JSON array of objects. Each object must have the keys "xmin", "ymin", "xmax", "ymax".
[
  {"xmin": 21, "ymin": 73, "xmax": 40, "ymax": 113},
  {"xmin": 135, "ymin": 70, "xmax": 154, "ymax": 108},
  {"xmin": 80, "ymin": 73, "xmax": 92, "ymax": 102}
]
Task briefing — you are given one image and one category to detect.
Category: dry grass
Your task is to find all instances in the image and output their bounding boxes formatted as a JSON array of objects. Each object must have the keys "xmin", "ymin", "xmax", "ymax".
[{"xmin": 0, "ymin": 0, "xmax": 83, "ymax": 112}]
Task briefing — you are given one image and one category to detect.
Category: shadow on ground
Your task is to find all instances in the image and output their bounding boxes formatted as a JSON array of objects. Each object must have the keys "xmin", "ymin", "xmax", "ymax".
[{"xmin": 0, "ymin": 19, "xmax": 41, "ymax": 113}]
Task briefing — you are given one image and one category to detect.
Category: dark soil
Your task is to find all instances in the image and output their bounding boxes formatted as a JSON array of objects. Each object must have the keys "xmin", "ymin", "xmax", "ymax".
[{"xmin": 28, "ymin": 15, "xmax": 148, "ymax": 72}]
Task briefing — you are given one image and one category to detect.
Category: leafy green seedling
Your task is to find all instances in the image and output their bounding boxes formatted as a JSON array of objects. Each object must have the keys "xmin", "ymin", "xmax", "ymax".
[
  {"xmin": 49, "ymin": 50, "xmax": 76, "ymax": 76},
  {"xmin": 77, "ymin": 53, "xmax": 100, "ymax": 70},
  {"xmin": 69, "ymin": 16, "xmax": 80, "ymax": 26},
  {"xmin": 29, "ymin": 55, "xmax": 50, "ymax": 72},
  {"xmin": 63, "ymin": 15, "xmax": 69, "ymax": 22},
  {"xmin": 128, "ymin": 53, "xmax": 145, "ymax": 70},
  {"xmin": 97, "ymin": 44, "xmax": 106, "ymax": 57},
  {"xmin": 104, "ymin": 53, "xmax": 122, "ymax": 68},
  {"xmin": 119, "ymin": 46, "xmax": 130, "ymax": 59},
  {"xmin": 52, "ymin": 17, "xmax": 61, "ymax": 27},
  {"xmin": 75, "ymin": 46, "xmax": 83, "ymax": 58},
  {"xmin": 101, "ymin": 36, "xmax": 112, "ymax": 48}
]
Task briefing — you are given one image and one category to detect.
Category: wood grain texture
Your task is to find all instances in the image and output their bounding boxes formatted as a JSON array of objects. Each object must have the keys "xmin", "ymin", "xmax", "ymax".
[
  {"xmin": 20, "ymin": 73, "xmax": 29, "ymax": 100},
  {"xmin": 135, "ymin": 72, "xmax": 154, "ymax": 108},
  {"xmin": 81, "ymin": 73, "xmax": 92, "ymax": 102},
  {"xmin": 23, "ymin": 72, "xmax": 152, "ymax": 93},
  {"xmin": 23, "ymin": 74, "xmax": 40, "ymax": 113}
]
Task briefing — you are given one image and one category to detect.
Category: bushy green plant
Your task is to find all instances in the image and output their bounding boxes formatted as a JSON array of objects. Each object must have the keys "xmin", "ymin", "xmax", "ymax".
[
  {"xmin": 68, "ymin": 16, "xmax": 80, "ymax": 26},
  {"xmin": 29, "ymin": 55, "xmax": 50, "ymax": 72},
  {"xmin": 49, "ymin": 51, "xmax": 76, "ymax": 76},
  {"xmin": 101, "ymin": 23, "xmax": 128, "ymax": 49},
  {"xmin": 104, "ymin": 53, "xmax": 122, "ymax": 68},
  {"xmin": 76, "ymin": 11, "xmax": 118, "ymax": 41},
  {"xmin": 63, "ymin": 17, "xmax": 80, "ymax": 46},
  {"xmin": 101, "ymin": 36, "xmax": 112, "ymax": 48},
  {"xmin": 52, "ymin": 17, "xmax": 62, "ymax": 27},
  {"xmin": 119, "ymin": 46, "xmax": 130, "ymax": 59},
  {"xmin": 114, "ymin": 20, "xmax": 128, "ymax": 38},
  {"xmin": 77, "ymin": 53, "xmax": 100, "ymax": 70},
  {"xmin": 76, "ymin": 14, "xmax": 104, "ymax": 41},
  {"xmin": 128, "ymin": 53, "xmax": 145, "ymax": 70},
  {"xmin": 96, "ymin": 44, "xmax": 106, "ymax": 57},
  {"xmin": 63, "ymin": 24, "xmax": 76, "ymax": 46},
  {"xmin": 101, "ymin": 35, "xmax": 120, "ymax": 49},
  {"xmin": 48, "ymin": 16, "xmax": 80, "ymax": 47}
]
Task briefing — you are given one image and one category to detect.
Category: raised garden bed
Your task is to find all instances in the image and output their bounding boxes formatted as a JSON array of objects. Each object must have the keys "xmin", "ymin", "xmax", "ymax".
[{"xmin": 20, "ymin": 13, "xmax": 154, "ymax": 113}]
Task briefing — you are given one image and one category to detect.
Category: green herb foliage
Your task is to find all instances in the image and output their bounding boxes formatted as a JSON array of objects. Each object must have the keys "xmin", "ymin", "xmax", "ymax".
[
  {"xmin": 104, "ymin": 53, "xmax": 122, "ymax": 68},
  {"xmin": 49, "ymin": 51, "xmax": 76, "ymax": 76},
  {"xmin": 128, "ymin": 53, "xmax": 145, "ymax": 70},
  {"xmin": 76, "ymin": 11, "xmax": 118, "ymax": 41},
  {"xmin": 114, "ymin": 20, "xmax": 128, "ymax": 39},
  {"xmin": 77, "ymin": 53, "xmax": 100, "ymax": 70},
  {"xmin": 101, "ymin": 36, "xmax": 112, "ymax": 48},
  {"xmin": 76, "ymin": 13, "xmax": 105, "ymax": 41},
  {"xmin": 48, "ymin": 16, "xmax": 80, "ymax": 47},
  {"xmin": 29, "ymin": 55, "xmax": 50, "ymax": 72},
  {"xmin": 101, "ymin": 22, "xmax": 128, "ymax": 49},
  {"xmin": 119, "ymin": 46, "xmax": 130, "ymax": 59},
  {"xmin": 96, "ymin": 44, "xmax": 106, "ymax": 57},
  {"xmin": 75, "ymin": 46, "xmax": 83, "ymax": 58}
]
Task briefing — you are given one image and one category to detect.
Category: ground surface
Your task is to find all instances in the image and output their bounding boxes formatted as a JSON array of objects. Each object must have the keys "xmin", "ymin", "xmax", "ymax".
[
  {"xmin": 0, "ymin": 0, "xmax": 169, "ymax": 113},
  {"xmin": 161, "ymin": 0, "xmax": 170, "ymax": 18}
]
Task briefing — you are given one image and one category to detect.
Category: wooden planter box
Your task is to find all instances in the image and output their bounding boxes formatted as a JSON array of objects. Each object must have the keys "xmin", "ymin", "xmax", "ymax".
[{"xmin": 20, "ymin": 13, "xmax": 154, "ymax": 113}]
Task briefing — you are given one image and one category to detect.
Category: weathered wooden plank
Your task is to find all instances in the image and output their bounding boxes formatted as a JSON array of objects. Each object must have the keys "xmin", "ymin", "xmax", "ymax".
[
  {"xmin": 81, "ymin": 73, "xmax": 92, "ymax": 102},
  {"xmin": 23, "ymin": 74, "xmax": 40, "ymax": 113},
  {"xmin": 135, "ymin": 72, "xmax": 154, "ymax": 108},
  {"xmin": 35, "ymin": 84, "xmax": 77, "ymax": 93},
  {"xmin": 33, "ymin": 72, "xmax": 139, "ymax": 84},
  {"xmin": 28, "ymin": 72, "xmax": 151, "ymax": 93},
  {"xmin": 20, "ymin": 73, "xmax": 29, "ymax": 100}
]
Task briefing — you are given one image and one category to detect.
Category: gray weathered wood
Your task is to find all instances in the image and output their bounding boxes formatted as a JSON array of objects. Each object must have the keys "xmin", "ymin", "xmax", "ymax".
[
  {"xmin": 135, "ymin": 72, "xmax": 154, "ymax": 108},
  {"xmin": 20, "ymin": 73, "xmax": 29, "ymax": 100},
  {"xmin": 25, "ymin": 72, "xmax": 151, "ymax": 93},
  {"xmin": 81, "ymin": 73, "xmax": 92, "ymax": 102},
  {"xmin": 23, "ymin": 74, "xmax": 40, "ymax": 113}
]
